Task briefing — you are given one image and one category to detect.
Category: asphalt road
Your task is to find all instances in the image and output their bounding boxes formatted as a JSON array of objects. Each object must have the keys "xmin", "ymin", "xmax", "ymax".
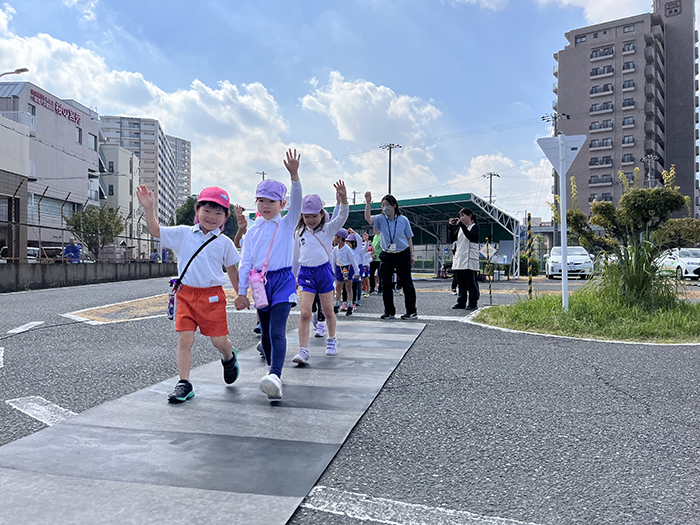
[{"xmin": 2, "ymin": 276, "xmax": 699, "ymax": 524}]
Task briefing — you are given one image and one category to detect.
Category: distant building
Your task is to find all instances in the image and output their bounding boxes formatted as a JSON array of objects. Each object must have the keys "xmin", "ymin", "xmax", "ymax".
[
  {"xmin": 100, "ymin": 116, "xmax": 177, "ymax": 224},
  {"xmin": 553, "ymin": 0, "xmax": 698, "ymax": 216},
  {"xmin": 0, "ymin": 82, "xmax": 100, "ymax": 246},
  {"xmin": 0, "ymin": 113, "xmax": 30, "ymax": 258},
  {"xmin": 167, "ymin": 135, "xmax": 192, "ymax": 209}
]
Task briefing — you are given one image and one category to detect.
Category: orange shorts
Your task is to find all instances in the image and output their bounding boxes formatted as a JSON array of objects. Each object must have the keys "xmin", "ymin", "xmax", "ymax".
[{"xmin": 174, "ymin": 284, "xmax": 229, "ymax": 337}]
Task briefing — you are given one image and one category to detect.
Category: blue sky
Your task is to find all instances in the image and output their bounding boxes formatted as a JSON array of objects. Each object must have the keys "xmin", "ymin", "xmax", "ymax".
[{"xmin": 0, "ymin": 0, "xmax": 682, "ymax": 221}]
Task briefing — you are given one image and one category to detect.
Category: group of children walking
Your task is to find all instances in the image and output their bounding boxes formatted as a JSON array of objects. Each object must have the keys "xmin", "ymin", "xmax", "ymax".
[{"xmin": 137, "ymin": 149, "xmax": 375, "ymax": 404}]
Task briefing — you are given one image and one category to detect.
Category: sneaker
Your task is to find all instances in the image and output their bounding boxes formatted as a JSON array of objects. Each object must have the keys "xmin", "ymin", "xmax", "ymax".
[
  {"xmin": 333, "ymin": 305, "xmax": 339, "ymax": 314},
  {"xmin": 326, "ymin": 337, "xmax": 338, "ymax": 356},
  {"xmin": 312, "ymin": 312, "xmax": 318, "ymax": 329},
  {"xmin": 400, "ymin": 312, "xmax": 418, "ymax": 320},
  {"xmin": 399, "ymin": 289, "xmax": 404, "ymax": 296},
  {"xmin": 465, "ymin": 305, "xmax": 478, "ymax": 311},
  {"xmin": 221, "ymin": 350, "xmax": 240, "ymax": 384},
  {"xmin": 260, "ymin": 373, "xmax": 282, "ymax": 400},
  {"xmin": 167, "ymin": 380, "xmax": 194, "ymax": 403},
  {"xmin": 363, "ymin": 292, "xmax": 370, "ymax": 298},
  {"xmin": 256, "ymin": 341, "xmax": 265, "ymax": 359},
  {"xmin": 380, "ymin": 313, "xmax": 395, "ymax": 320},
  {"xmin": 314, "ymin": 321, "xmax": 326, "ymax": 338},
  {"xmin": 355, "ymin": 300, "xmax": 361, "ymax": 307},
  {"xmin": 341, "ymin": 301, "xmax": 348, "ymax": 311},
  {"xmin": 292, "ymin": 347, "xmax": 310, "ymax": 365},
  {"xmin": 452, "ymin": 304, "xmax": 466, "ymax": 310},
  {"xmin": 253, "ymin": 323, "xmax": 261, "ymax": 335},
  {"xmin": 452, "ymin": 289, "xmax": 458, "ymax": 295},
  {"xmin": 345, "ymin": 305, "xmax": 353, "ymax": 316}
]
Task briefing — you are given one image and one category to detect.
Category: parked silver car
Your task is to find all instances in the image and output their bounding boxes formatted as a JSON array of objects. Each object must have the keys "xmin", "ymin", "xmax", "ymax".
[{"xmin": 545, "ymin": 246, "xmax": 594, "ymax": 280}]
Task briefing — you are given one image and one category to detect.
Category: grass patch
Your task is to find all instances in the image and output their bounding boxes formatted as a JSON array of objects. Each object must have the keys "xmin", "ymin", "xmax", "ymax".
[{"xmin": 473, "ymin": 285, "xmax": 700, "ymax": 344}]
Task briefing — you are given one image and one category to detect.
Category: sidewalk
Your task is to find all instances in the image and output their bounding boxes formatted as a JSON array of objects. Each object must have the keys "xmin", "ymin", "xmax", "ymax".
[{"xmin": 0, "ymin": 320, "xmax": 425, "ymax": 525}]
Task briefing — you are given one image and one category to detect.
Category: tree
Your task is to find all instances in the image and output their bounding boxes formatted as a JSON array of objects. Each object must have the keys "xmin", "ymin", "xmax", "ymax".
[
  {"xmin": 64, "ymin": 206, "xmax": 125, "ymax": 258},
  {"xmin": 652, "ymin": 217, "xmax": 700, "ymax": 249}
]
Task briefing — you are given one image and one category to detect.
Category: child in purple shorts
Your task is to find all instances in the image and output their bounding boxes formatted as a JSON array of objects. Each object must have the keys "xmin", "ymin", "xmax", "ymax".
[{"xmin": 291, "ymin": 181, "xmax": 349, "ymax": 364}]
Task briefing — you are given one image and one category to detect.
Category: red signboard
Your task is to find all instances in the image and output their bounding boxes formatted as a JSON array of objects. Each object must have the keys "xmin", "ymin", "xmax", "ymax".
[{"xmin": 29, "ymin": 89, "xmax": 82, "ymax": 125}]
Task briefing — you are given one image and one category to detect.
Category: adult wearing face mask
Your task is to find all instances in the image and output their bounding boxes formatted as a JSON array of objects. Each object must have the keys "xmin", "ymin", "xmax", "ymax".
[{"xmin": 364, "ymin": 191, "xmax": 417, "ymax": 320}]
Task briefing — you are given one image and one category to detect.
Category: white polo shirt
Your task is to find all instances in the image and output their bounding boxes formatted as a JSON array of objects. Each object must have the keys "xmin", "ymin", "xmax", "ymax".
[
  {"xmin": 160, "ymin": 225, "xmax": 240, "ymax": 288},
  {"xmin": 293, "ymin": 203, "xmax": 349, "ymax": 271}
]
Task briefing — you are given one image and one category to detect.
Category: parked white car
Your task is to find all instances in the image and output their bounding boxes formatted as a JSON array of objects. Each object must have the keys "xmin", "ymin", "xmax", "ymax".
[
  {"xmin": 545, "ymin": 246, "xmax": 594, "ymax": 280},
  {"xmin": 655, "ymin": 248, "xmax": 700, "ymax": 280}
]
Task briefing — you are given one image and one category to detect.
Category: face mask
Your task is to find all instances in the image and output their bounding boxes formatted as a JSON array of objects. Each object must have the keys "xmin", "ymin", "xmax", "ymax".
[{"xmin": 382, "ymin": 205, "xmax": 394, "ymax": 216}]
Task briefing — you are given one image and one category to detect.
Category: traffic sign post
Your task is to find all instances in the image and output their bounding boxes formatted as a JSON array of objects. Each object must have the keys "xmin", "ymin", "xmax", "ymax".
[{"xmin": 537, "ymin": 134, "xmax": 586, "ymax": 311}]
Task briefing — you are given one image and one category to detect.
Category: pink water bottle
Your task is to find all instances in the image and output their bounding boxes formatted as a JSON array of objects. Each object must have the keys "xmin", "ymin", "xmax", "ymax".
[{"xmin": 249, "ymin": 269, "xmax": 269, "ymax": 308}]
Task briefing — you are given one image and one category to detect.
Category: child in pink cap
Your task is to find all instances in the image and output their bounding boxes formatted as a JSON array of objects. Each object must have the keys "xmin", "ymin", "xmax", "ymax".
[
  {"xmin": 136, "ymin": 184, "xmax": 241, "ymax": 404},
  {"xmin": 235, "ymin": 149, "xmax": 302, "ymax": 402},
  {"xmin": 291, "ymin": 181, "xmax": 349, "ymax": 364}
]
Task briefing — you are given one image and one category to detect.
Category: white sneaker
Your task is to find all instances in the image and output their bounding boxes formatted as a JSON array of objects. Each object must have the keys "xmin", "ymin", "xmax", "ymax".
[
  {"xmin": 260, "ymin": 373, "xmax": 282, "ymax": 400},
  {"xmin": 314, "ymin": 321, "xmax": 326, "ymax": 338},
  {"xmin": 326, "ymin": 337, "xmax": 338, "ymax": 356},
  {"xmin": 292, "ymin": 347, "xmax": 310, "ymax": 365}
]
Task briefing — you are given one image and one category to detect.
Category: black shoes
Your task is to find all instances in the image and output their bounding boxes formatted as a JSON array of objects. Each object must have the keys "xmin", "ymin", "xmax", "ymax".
[
  {"xmin": 465, "ymin": 305, "xmax": 478, "ymax": 311},
  {"xmin": 346, "ymin": 305, "xmax": 353, "ymax": 316},
  {"xmin": 168, "ymin": 379, "xmax": 194, "ymax": 403},
  {"xmin": 400, "ymin": 312, "xmax": 418, "ymax": 320},
  {"xmin": 380, "ymin": 313, "xmax": 395, "ymax": 320},
  {"xmin": 452, "ymin": 304, "xmax": 466, "ymax": 310},
  {"xmin": 222, "ymin": 350, "xmax": 240, "ymax": 384}
]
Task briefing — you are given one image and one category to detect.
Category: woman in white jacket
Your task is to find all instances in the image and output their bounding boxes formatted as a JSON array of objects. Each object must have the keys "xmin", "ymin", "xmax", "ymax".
[{"xmin": 449, "ymin": 208, "xmax": 480, "ymax": 310}]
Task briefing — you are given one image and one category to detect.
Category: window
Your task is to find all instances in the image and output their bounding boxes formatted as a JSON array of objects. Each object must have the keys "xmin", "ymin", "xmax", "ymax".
[
  {"xmin": 601, "ymin": 175, "xmax": 613, "ymax": 183},
  {"xmin": 88, "ymin": 133, "xmax": 97, "ymax": 151},
  {"xmin": 602, "ymin": 102, "xmax": 613, "ymax": 110},
  {"xmin": 622, "ymin": 98, "xmax": 635, "ymax": 108},
  {"xmin": 589, "ymin": 193, "xmax": 599, "ymax": 202},
  {"xmin": 601, "ymin": 193, "xmax": 613, "ymax": 201},
  {"xmin": 602, "ymin": 65, "xmax": 614, "ymax": 74},
  {"xmin": 76, "ymin": 127, "xmax": 82, "ymax": 145},
  {"xmin": 603, "ymin": 83, "xmax": 613, "ymax": 92},
  {"xmin": 623, "ymin": 135, "xmax": 635, "ymax": 144},
  {"xmin": 623, "ymin": 61, "xmax": 635, "ymax": 70},
  {"xmin": 623, "ymin": 42, "xmax": 636, "ymax": 52},
  {"xmin": 590, "ymin": 121, "xmax": 601, "ymax": 130},
  {"xmin": 108, "ymin": 161, "xmax": 114, "ymax": 172},
  {"xmin": 623, "ymin": 79, "xmax": 635, "ymax": 88},
  {"xmin": 602, "ymin": 138, "xmax": 613, "ymax": 146},
  {"xmin": 622, "ymin": 153, "xmax": 635, "ymax": 162},
  {"xmin": 590, "ymin": 175, "xmax": 601, "ymax": 184},
  {"xmin": 591, "ymin": 85, "xmax": 601, "ymax": 94},
  {"xmin": 575, "ymin": 35, "xmax": 587, "ymax": 45},
  {"xmin": 589, "ymin": 157, "xmax": 600, "ymax": 166},
  {"xmin": 601, "ymin": 156, "xmax": 613, "ymax": 165},
  {"xmin": 623, "ymin": 116, "xmax": 635, "ymax": 125},
  {"xmin": 28, "ymin": 103, "xmax": 36, "ymax": 116},
  {"xmin": 590, "ymin": 139, "xmax": 601, "ymax": 148},
  {"xmin": 591, "ymin": 103, "xmax": 602, "ymax": 112},
  {"xmin": 623, "ymin": 24, "xmax": 635, "ymax": 33},
  {"xmin": 602, "ymin": 119, "xmax": 613, "ymax": 129},
  {"xmin": 108, "ymin": 185, "xmax": 114, "ymax": 196},
  {"xmin": 591, "ymin": 67, "xmax": 601, "ymax": 76}
]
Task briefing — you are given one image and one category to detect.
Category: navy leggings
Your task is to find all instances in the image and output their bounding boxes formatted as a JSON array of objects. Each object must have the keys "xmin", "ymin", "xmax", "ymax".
[{"xmin": 257, "ymin": 302, "xmax": 292, "ymax": 378}]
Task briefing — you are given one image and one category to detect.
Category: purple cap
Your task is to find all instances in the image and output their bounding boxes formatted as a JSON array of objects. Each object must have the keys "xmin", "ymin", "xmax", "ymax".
[
  {"xmin": 346, "ymin": 233, "xmax": 356, "ymax": 242},
  {"xmin": 302, "ymin": 194, "xmax": 324, "ymax": 214},
  {"xmin": 256, "ymin": 179, "xmax": 287, "ymax": 201},
  {"xmin": 336, "ymin": 228, "xmax": 348, "ymax": 239}
]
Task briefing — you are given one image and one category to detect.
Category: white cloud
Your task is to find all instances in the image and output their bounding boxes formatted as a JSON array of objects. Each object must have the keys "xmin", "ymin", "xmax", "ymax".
[
  {"xmin": 301, "ymin": 71, "xmax": 442, "ymax": 143},
  {"xmin": 62, "ymin": 0, "xmax": 99, "ymax": 22},
  {"xmin": 0, "ymin": 3, "xmax": 15, "ymax": 36},
  {"xmin": 535, "ymin": 0, "xmax": 653, "ymax": 23}
]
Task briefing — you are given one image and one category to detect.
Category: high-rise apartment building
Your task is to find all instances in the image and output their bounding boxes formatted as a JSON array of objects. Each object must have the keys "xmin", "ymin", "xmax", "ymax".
[
  {"xmin": 99, "ymin": 116, "xmax": 177, "ymax": 224},
  {"xmin": 554, "ymin": 0, "xmax": 698, "ymax": 216},
  {"xmin": 167, "ymin": 135, "xmax": 192, "ymax": 209}
]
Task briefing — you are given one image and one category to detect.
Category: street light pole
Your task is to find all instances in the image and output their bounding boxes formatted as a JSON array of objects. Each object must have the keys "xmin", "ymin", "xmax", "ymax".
[
  {"xmin": 0, "ymin": 67, "xmax": 29, "ymax": 80},
  {"xmin": 482, "ymin": 172, "xmax": 500, "ymax": 204},
  {"xmin": 641, "ymin": 154, "xmax": 659, "ymax": 187},
  {"xmin": 380, "ymin": 143, "xmax": 401, "ymax": 195}
]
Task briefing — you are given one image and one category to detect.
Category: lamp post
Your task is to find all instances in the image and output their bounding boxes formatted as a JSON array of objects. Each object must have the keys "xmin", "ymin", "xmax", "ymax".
[
  {"xmin": 641, "ymin": 153, "xmax": 659, "ymax": 187},
  {"xmin": 0, "ymin": 67, "xmax": 29, "ymax": 80},
  {"xmin": 380, "ymin": 143, "xmax": 401, "ymax": 195}
]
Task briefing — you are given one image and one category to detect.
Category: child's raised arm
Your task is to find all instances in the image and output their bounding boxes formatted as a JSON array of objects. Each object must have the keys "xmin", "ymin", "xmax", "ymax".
[{"xmin": 136, "ymin": 185, "xmax": 161, "ymax": 238}]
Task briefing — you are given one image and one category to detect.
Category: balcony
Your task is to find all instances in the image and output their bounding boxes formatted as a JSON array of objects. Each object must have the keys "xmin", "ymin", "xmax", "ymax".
[
  {"xmin": 590, "ymin": 105, "xmax": 614, "ymax": 115},
  {"xmin": 590, "ymin": 160, "xmax": 613, "ymax": 170},
  {"xmin": 0, "ymin": 111, "xmax": 36, "ymax": 135},
  {"xmin": 553, "ymin": 65, "xmax": 558, "ymax": 77},
  {"xmin": 622, "ymin": 64, "xmax": 636, "ymax": 73},
  {"xmin": 589, "ymin": 124, "xmax": 614, "ymax": 134},
  {"xmin": 622, "ymin": 139, "xmax": 635, "ymax": 148},
  {"xmin": 622, "ymin": 101, "xmax": 636, "ymax": 111},
  {"xmin": 590, "ymin": 87, "xmax": 613, "ymax": 98},
  {"xmin": 591, "ymin": 49, "xmax": 614, "ymax": 61},
  {"xmin": 622, "ymin": 45, "xmax": 636, "ymax": 55},
  {"xmin": 553, "ymin": 82, "xmax": 558, "ymax": 94},
  {"xmin": 589, "ymin": 175, "xmax": 613, "ymax": 186},
  {"xmin": 590, "ymin": 69, "xmax": 614, "ymax": 79},
  {"xmin": 589, "ymin": 141, "xmax": 613, "ymax": 151}
]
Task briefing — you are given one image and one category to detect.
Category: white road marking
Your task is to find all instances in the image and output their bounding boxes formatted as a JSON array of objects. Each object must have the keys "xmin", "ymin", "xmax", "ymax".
[
  {"xmin": 7, "ymin": 321, "xmax": 44, "ymax": 334},
  {"xmin": 291, "ymin": 311, "xmax": 469, "ymax": 322},
  {"xmin": 302, "ymin": 486, "xmax": 542, "ymax": 525},
  {"xmin": 5, "ymin": 396, "xmax": 76, "ymax": 426}
]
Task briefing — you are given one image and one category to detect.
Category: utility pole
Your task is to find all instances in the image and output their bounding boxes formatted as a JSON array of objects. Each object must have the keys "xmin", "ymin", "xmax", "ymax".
[
  {"xmin": 256, "ymin": 171, "xmax": 266, "ymax": 181},
  {"xmin": 542, "ymin": 113, "xmax": 570, "ymax": 246},
  {"xmin": 482, "ymin": 172, "xmax": 500, "ymax": 204},
  {"xmin": 380, "ymin": 143, "xmax": 402, "ymax": 195},
  {"xmin": 352, "ymin": 191, "xmax": 360, "ymax": 205},
  {"xmin": 641, "ymin": 154, "xmax": 659, "ymax": 187}
]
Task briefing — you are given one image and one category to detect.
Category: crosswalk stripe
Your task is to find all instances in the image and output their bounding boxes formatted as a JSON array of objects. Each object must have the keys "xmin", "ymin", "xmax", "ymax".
[
  {"xmin": 7, "ymin": 321, "xmax": 44, "ymax": 334},
  {"xmin": 5, "ymin": 396, "xmax": 76, "ymax": 426}
]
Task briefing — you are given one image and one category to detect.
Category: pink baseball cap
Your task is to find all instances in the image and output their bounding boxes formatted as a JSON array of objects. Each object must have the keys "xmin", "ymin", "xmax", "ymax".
[{"xmin": 198, "ymin": 187, "xmax": 230, "ymax": 210}]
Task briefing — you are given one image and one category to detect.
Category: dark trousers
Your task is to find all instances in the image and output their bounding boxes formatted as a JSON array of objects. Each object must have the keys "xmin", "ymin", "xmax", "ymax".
[
  {"xmin": 379, "ymin": 248, "xmax": 416, "ymax": 316},
  {"xmin": 312, "ymin": 293, "xmax": 325, "ymax": 322},
  {"xmin": 258, "ymin": 302, "xmax": 292, "ymax": 378},
  {"xmin": 369, "ymin": 260, "xmax": 381, "ymax": 292},
  {"xmin": 455, "ymin": 269, "xmax": 479, "ymax": 307}
]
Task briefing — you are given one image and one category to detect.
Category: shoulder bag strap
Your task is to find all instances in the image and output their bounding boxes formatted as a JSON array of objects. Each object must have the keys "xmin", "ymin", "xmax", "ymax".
[
  {"xmin": 260, "ymin": 222, "xmax": 280, "ymax": 277},
  {"xmin": 177, "ymin": 233, "xmax": 219, "ymax": 284}
]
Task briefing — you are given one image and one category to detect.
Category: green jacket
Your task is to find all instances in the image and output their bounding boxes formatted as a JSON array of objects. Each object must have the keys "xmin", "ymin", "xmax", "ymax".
[{"xmin": 372, "ymin": 233, "xmax": 382, "ymax": 261}]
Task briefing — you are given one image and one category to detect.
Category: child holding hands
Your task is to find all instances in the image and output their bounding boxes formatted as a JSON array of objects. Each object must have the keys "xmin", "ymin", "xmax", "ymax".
[
  {"xmin": 235, "ymin": 149, "xmax": 302, "ymax": 401},
  {"xmin": 292, "ymin": 181, "xmax": 349, "ymax": 364},
  {"xmin": 136, "ymin": 184, "xmax": 241, "ymax": 404}
]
